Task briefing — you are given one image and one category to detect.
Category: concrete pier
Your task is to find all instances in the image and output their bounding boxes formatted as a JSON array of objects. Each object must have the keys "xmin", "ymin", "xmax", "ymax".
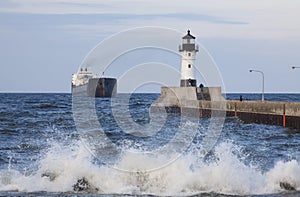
[
  {"xmin": 201, "ymin": 100, "xmax": 300, "ymax": 129},
  {"xmin": 151, "ymin": 87, "xmax": 300, "ymax": 130}
]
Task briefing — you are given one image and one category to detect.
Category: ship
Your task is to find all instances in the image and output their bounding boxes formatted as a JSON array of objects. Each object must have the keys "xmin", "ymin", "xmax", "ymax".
[{"xmin": 71, "ymin": 68, "xmax": 117, "ymax": 97}]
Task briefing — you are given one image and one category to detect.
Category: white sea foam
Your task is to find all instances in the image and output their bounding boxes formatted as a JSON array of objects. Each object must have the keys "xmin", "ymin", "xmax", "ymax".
[{"xmin": 0, "ymin": 140, "xmax": 299, "ymax": 195}]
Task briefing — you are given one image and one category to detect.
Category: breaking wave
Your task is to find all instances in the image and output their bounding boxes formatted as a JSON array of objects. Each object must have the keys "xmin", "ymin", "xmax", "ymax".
[{"xmin": 0, "ymin": 137, "xmax": 299, "ymax": 196}]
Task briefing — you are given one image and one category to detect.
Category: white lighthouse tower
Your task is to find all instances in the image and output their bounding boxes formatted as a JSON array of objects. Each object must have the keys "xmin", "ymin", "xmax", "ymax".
[{"xmin": 179, "ymin": 30, "xmax": 199, "ymax": 87}]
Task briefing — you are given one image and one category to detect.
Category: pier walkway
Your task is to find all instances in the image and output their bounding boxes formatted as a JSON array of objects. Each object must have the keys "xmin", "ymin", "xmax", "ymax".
[{"xmin": 151, "ymin": 87, "xmax": 300, "ymax": 130}]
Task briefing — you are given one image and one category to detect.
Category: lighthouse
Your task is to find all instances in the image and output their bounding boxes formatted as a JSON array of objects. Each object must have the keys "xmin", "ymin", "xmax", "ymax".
[
  {"xmin": 151, "ymin": 29, "xmax": 224, "ymax": 110},
  {"xmin": 179, "ymin": 30, "xmax": 199, "ymax": 87}
]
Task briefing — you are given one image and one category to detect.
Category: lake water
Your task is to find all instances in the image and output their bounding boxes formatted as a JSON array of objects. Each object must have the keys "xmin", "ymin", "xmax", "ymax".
[{"xmin": 0, "ymin": 93, "xmax": 299, "ymax": 196}]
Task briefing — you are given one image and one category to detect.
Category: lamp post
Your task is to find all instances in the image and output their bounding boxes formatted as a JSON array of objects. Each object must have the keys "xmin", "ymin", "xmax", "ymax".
[{"xmin": 249, "ymin": 69, "xmax": 264, "ymax": 101}]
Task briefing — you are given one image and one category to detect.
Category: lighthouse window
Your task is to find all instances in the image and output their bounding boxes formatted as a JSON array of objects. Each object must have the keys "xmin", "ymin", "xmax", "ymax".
[
  {"xmin": 188, "ymin": 64, "xmax": 191, "ymax": 68},
  {"xmin": 188, "ymin": 53, "xmax": 191, "ymax": 56}
]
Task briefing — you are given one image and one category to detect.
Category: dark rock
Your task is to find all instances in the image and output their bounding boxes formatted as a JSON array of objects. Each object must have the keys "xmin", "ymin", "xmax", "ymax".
[
  {"xmin": 73, "ymin": 177, "xmax": 99, "ymax": 193},
  {"xmin": 280, "ymin": 182, "xmax": 296, "ymax": 191},
  {"xmin": 73, "ymin": 177, "xmax": 90, "ymax": 192}
]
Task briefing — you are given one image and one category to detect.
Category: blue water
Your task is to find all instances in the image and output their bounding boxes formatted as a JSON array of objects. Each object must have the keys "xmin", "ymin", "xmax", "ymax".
[{"xmin": 0, "ymin": 93, "xmax": 300, "ymax": 196}]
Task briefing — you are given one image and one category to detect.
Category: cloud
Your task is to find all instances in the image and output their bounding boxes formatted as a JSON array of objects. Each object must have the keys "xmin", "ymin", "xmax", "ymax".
[
  {"xmin": 1, "ymin": 0, "xmax": 300, "ymax": 41},
  {"xmin": 0, "ymin": 0, "xmax": 247, "ymax": 25},
  {"xmin": 1, "ymin": 0, "xmax": 299, "ymax": 40}
]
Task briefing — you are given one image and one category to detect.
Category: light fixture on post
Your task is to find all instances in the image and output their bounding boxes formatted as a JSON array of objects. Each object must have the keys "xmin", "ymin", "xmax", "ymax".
[{"xmin": 249, "ymin": 69, "xmax": 264, "ymax": 102}]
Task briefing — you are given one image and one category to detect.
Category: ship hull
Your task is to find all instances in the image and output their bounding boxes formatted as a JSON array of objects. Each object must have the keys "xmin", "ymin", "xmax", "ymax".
[
  {"xmin": 72, "ymin": 78, "xmax": 117, "ymax": 97},
  {"xmin": 71, "ymin": 84, "xmax": 88, "ymax": 96},
  {"xmin": 88, "ymin": 78, "xmax": 117, "ymax": 97}
]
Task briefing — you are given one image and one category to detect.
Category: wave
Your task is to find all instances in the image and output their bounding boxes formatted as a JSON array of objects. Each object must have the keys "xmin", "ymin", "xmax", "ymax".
[
  {"xmin": 0, "ymin": 129, "xmax": 18, "ymax": 134},
  {"xmin": 32, "ymin": 104, "xmax": 64, "ymax": 109},
  {"xmin": 0, "ymin": 139, "xmax": 299, "ymax": 196}
]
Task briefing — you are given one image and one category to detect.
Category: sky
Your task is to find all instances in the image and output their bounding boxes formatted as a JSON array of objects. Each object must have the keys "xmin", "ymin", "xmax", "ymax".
[{"xmin": 0, "ymin": 0, "xmax": 300, "ymax": 93}]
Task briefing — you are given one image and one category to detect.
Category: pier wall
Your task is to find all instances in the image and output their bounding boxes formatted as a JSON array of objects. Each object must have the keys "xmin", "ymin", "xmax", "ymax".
[
  {"xmin": 152, "ymin": 87, "xmax": 300, "ymax": 129},
  {"xmin": 152, "ymin": 98, "xmax": 300, "ymax": 130},
  {"xmin": 223, "ymin": 100, "xmax": 300, "ymax": 129},
  {"xmin": 191, "ymin": 100, "xmax": 300, "ymax": 129}
]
